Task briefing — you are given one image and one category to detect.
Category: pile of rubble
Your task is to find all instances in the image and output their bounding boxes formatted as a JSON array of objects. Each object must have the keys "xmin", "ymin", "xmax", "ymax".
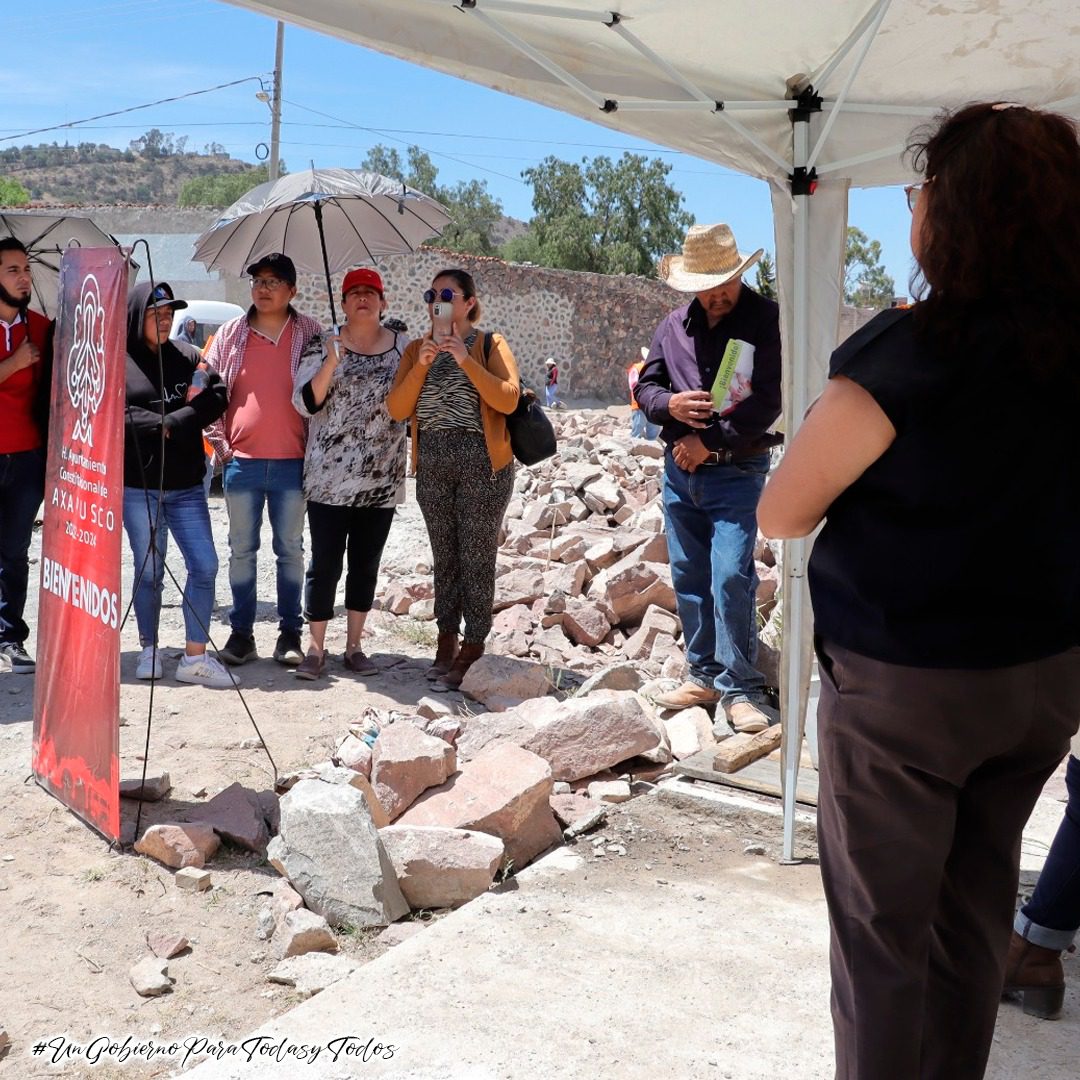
[{"xmin": 380, "ymin": 408, "xmax": 782, "ymax": 684}]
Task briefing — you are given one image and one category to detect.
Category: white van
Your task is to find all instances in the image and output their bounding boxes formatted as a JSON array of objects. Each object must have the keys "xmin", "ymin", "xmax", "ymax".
[{"xmin": 171, "ymin": 300, "xmax": 245, "ymax": 352}]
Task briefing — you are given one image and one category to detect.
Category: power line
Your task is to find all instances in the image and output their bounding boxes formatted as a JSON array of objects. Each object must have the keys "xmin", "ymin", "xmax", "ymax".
[{"xmin": 0, "ymin": 76, "xmax": 269, "ymax": 143}]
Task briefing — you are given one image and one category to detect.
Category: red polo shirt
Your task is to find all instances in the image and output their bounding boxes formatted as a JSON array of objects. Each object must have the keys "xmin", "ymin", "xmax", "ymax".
[{"xmin": 0, "ymin": 309, "xmax": 50, "ymax": 453}]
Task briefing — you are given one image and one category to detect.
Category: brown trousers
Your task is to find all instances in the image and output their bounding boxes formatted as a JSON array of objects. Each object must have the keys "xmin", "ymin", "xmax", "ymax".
[{"xmin": 815, "ymin": 640, "xmax": 1080, "ymax": 1080}]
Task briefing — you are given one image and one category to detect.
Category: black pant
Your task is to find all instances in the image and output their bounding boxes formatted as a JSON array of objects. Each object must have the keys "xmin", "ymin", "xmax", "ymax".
[
  {"xmin": 303, "ymin": 501, "xmax": 395, "ymax": 622},
  {"xmin": 815, "ymin": 639, "xmax": 1080, "ymax": 1080}
]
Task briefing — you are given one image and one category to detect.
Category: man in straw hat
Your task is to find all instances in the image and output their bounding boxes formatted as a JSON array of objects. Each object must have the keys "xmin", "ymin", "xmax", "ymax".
[{"xmin": 635, "ymin": 223, "xmax": 782, "ymax": 733}]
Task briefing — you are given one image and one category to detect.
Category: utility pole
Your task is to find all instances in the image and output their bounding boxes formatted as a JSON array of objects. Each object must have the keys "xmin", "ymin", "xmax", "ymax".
[{"xmin": 269, "ymin": 21, "xmax": 284, "ymax": 181}]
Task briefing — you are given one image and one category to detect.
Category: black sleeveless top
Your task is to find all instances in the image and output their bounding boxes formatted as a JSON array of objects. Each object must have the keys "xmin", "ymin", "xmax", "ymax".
[{"xmin": 808, "ymin": 307, "xmax": 1080, "ymax": 668}]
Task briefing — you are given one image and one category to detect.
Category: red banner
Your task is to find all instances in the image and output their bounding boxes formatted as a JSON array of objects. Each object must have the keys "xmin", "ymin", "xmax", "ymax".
[{"xmin": 32, "ymin": 248, "xmax": 127, "ymax": 842}]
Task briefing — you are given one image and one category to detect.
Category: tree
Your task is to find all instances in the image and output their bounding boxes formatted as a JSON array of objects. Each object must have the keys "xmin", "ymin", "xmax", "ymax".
[
  {"xmin": 755, "ymin": 251, "xmax": 777, "ymax": 299},
  {"xmin": 358, "ymin": 144, "xmax": 503, "ymax": 256},
  {"xmin": 177, "ymin": 166, "xmax": 271, "ymax": 208},
  {"xmin": 845, "ymin": 226, "xmax": 896, "ymax": 309},
  {"xmin": 504, "ymin": 153, "xmax": 693, "ymax": 277},
  {"xmin": 0, "ymin": 176, "xmax": 30, "ymax": 206}
]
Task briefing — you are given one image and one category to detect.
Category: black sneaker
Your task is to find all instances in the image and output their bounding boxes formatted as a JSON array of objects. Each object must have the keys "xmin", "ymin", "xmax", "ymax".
[
  {"xmin": 218, "ymin": 631, "xmax": 257, "ymax": 666},
  {"xmin": 0, "ymin": 641, "xmax": 35, "ymax": 674},
  {"xmin": 273, "ymin": 629, "xmax": 304, "ymax": 666}
]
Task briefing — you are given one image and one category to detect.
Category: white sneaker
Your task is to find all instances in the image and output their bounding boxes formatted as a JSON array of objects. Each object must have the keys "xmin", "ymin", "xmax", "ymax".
[
  {"xmin": 175, "ymin": 653, "xmax": 235, "ymax": 689},
  {"xmin": 136, "ymin": 645, "xmax": 163, "ymax": 680}
]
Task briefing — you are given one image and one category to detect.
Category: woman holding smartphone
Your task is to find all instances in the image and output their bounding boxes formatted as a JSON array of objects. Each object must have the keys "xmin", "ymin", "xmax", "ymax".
[{"xmin": 387, "ymin": 268, "xmax": 520, "ymax": 689}]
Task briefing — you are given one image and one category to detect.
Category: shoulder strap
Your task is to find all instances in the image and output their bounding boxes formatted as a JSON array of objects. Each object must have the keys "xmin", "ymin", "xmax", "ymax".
[{"xmin": 483, "ymin": 331, "xmax": 493, "ymax": 364}]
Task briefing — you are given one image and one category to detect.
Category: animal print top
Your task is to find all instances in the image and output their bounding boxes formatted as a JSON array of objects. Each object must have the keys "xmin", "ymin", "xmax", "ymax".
[{"xmin": 292, "ymin": 334, "xmax": 407, "ymax": 508}]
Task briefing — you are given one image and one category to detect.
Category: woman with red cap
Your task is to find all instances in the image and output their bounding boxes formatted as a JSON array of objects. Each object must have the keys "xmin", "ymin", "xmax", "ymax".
[{"xmin": 290, "ymin": 267, "xmax": 407, "ymax": 679}]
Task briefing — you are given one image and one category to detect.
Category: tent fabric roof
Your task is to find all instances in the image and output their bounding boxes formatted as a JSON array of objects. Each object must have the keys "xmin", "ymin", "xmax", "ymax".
[{"xmin": 224, "ymin": 1, "xmax": 1080, "ymax": 187}]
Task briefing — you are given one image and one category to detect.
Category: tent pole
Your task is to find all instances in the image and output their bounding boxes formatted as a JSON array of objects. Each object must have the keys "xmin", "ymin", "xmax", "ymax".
[{"xmin": 780, "ymin": 113, "xmax": 812, "ymax": 864}]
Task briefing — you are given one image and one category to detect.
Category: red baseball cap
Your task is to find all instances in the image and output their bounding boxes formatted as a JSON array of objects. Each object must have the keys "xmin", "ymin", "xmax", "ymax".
[{"xmin": 342, "ymin": 267, "xmax": 384, "ymax": 299}]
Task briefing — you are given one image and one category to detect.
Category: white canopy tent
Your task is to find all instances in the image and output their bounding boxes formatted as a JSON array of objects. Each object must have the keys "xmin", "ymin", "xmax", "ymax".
[{"xmin": 225, "ymin": 0, "xmax": 1080, "ymax": 858}]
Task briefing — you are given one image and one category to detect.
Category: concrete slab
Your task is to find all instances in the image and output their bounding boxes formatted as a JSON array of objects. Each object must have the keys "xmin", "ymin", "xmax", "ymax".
[{"xmin": 185, "ymin": 791, "xmax": 1078, "ymax": 1079}]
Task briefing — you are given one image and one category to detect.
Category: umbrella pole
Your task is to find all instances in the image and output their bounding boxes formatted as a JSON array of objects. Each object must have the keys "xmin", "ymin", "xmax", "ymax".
[{"xmin": 313, "ymin": 201, "xmax": 338, "ymax": 329}]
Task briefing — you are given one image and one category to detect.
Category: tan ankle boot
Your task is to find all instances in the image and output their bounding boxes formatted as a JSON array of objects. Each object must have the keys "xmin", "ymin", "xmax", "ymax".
[
  {"xmin": 1003, "ymin": 930, "xmax": 1065, "ymax": 1019},
  {"xmin": 438, "ymin": 642, "xmax": 484, "ymax": 690},
  {"xmin": 426, "ymin": 633, "xmax": 459, "ymax": 681}
]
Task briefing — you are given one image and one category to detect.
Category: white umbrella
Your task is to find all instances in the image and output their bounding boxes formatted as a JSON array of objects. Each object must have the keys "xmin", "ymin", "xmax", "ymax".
[
  {"xmin": 192, "ymin": 167, "xmax": 452, "ymax": 325},
  {"xmin": 0, "ymin": 212, "xmax": 126, "ymax": 318}
]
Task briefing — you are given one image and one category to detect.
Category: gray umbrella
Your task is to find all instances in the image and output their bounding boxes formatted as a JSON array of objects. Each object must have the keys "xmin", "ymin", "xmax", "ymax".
[
  {"xmin": 192, "ymin": 168, "xmax": 453, "ymax": 325},
  {"xmin": 0, "ymin": 212, "xmax": 126, "ymax": 318}
]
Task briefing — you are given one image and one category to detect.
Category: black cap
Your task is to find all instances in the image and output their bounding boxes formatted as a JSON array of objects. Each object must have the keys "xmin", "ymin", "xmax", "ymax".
[
  {"xmin": 245, "ymin": 252, "xmax": 297, "ymax": 287},
  {"xmin": 147, "ymin": 282, "xmax": 187, "ymax": 311}
]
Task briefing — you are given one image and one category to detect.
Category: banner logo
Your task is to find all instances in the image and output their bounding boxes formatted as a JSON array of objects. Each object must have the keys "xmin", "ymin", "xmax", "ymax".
[{"xmin": 67, "ymin": 274, "xmax": 107, "ymax": 447}]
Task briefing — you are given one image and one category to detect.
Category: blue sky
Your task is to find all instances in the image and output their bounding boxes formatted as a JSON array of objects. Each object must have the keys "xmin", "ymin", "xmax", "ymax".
[{"xmin": 6, "ymin": 0, "xmax": 916, "ymax": 296}]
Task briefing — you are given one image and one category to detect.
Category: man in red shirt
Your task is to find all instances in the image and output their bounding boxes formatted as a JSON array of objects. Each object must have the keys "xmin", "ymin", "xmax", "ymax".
[{"xmin": 0, "ymin": 238, "xmax": 52, "ymax": 673}]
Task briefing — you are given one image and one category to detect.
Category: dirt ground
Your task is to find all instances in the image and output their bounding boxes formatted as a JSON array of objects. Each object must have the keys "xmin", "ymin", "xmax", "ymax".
[{"xmin": 0, "ymin": 479, "xmax": 795, "ymax": 1077}]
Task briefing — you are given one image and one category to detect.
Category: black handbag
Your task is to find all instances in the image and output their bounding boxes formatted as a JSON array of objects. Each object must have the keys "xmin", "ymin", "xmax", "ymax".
[{"xmin": 483, "ymin": 332, "xmax": 557, "ymax": 466}]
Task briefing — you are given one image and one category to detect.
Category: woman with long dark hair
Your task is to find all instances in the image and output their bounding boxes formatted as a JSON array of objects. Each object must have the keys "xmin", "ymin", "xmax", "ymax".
[
  {"xmin": 387, "ymin": 268, "xmax": 519, "ymax": 689},
  {"xmin": 758, "ymin": 103, "xmax": 1080, "ymax": 1078}
]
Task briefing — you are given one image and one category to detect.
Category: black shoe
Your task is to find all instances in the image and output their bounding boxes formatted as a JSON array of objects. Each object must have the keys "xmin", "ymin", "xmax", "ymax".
[
  {"xmin": 273, "ymin": 629, "xmax": 304, "ymax": 666},
  {"xmin": 218, "ymin": 631, "xmax": 257, "ymax": 666},
  {"xmin": 0, "ymin": 641, "xmax": 35, "ymax": 674}
]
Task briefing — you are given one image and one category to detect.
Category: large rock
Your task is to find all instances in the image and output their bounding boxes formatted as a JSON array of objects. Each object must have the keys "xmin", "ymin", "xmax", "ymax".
[
  {"xmin": 189, "ymin": 782, "xmax": 272, "ymax": 853},
  {"xmin": 270, "ymin": 908, "xmax": 339, "ymax": 960},
  {"xmin": 623, "ymin": 606, "xmax": 682, "ymax": 661},
  {"xmin": 522, "ymin": 690, "xmax": 667, "ymax": 782},
  {"xmin": 267, "ymin": 953, "xmax": 360, "ymax": 998},
  {"xmin": 380, "ymin": 825, "xmax": 504, "ymax": 909},
  {"xmin": 577, "ymin": 663, "xmax": 643, "ymax": 694},
  {"xmin": 592, "ymin": 561, "xmax": 677, "ymax": 626},
  {"xmin": 135, "ymin": 823, "xmax": 219, "ymax": 869},
  {"xmin": 492, "ymin": 569, "xmax": 546, "ymax": 612},
  {"xmin": 455, "ymin": 704, "xmax": 552, "ymax": 762},
  {"xmin": 371, "ymin": 722, "xmax": 457, "ymax": 822},
  {"xmin": 663, "ymin": 706, "xmax": 717, "ymax": 760},
  {"xmin": 129, "ymin": 956, "xmax": 173, "ymax": 997},
  {"xmin": 559, "ymin": 600, "xmax": 611, "ymax": 648},
  {"xmin": 334, "ymin": 734, "xmax": 373, "ymax": 776},
  {"xmin": 267, "ymin": 779, "xmax": 408, "ymax": 928},
  {"xmin": 310, "ymin": 761, "xmax": 390, "ymax": 828},
  {"xmin": 396, "ymin": 743, "xmax": 560, "ymax": 870},
  {"xmin": 459, "ymin": 654, "xmax": 552, "ymax": 707}
]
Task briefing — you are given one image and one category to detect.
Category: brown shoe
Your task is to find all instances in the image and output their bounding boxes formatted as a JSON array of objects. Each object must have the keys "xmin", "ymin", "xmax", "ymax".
[
  {"xmin": 294, "ymin": 651, "xmax": 325, "ymax": 681},
  {"xmin": 726, "ymin": 701, "xmax": 772, "ymax": 734},
  {"xmin": 651, "ymin": 681, "xmax": 721, "ymax": 711},
  {"xmin": 343, "ymin": 649, "xmax": 378, "ymax": 675},
  {"xmin": 437, "ymin": 642, "xmax": 485, "ymax": 690},
  {"xmin": 426, "ymin": 632, "xmax": 459, "ymax": 681},
  {"xmin": 1003, "ymin": 931, "xmax": 1065, "ymax": 1019}
]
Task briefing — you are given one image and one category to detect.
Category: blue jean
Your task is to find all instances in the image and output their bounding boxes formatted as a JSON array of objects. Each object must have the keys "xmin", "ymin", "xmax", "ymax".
[
  {"xmin": 0, "ymin": 447, "xmax": 45, "ymax": 644},
  {"xmin": 222, "ymin": 457, "xmax": 304, "ymax": 635},
  {"xmin": 123, "ymin": 485, "xmax": 218, "ymax": 646},
  {"xmin": 630, "ymin": 409, "xmax": 660, "ymax": 440},
  {"xmin": 661, "ymin": 451, "xmax": 770, "ymax": 706},
  {"xmin": 1016, "ymin": 754, "xmax": 1080, "ymax": 950}
]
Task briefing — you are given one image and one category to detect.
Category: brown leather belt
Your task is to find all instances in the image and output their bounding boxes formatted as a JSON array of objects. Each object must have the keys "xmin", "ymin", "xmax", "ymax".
[{"xmin": 700, "ymin": 447, "xmax": 770, "ymax": 466}]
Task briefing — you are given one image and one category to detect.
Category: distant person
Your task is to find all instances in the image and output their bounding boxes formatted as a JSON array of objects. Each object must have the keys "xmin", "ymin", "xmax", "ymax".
[
  {"xmin": 0, "ymin": 237, "xmax": 53, "ymax": 674},
  {"xmin": 204, "ymin": 253, "xmax": 324, "ymax": 669},
  {"xmin": 290, "ymin": 269, "xmax": 407, "ymax": 680},
  {"xmin": 123, "ymin": 282, "xmax": 230, "ymax": 686},
  {"xmin": 387, "ymin": 268, "xmax": 520, "ymax": 690},
  {"xmin": 175, "ymin": 315, "xmax": 198, "ymax": 346},
  {"xmin": 544, "ymin": 357, "xmax": 562, "ymax": 408},
  {"xmin": 758, "ymin": 103, "xmax": 1080, "ymax": 1079},
  {"xmin": 628, "ymin": 347, "xmax": 659, "ymax": 440}
]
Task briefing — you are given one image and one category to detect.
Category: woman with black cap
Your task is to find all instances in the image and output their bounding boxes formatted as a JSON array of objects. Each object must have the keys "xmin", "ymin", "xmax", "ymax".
[{"xmin": 123, "ymin": 280, "xmax": 230, "ymax": 687}]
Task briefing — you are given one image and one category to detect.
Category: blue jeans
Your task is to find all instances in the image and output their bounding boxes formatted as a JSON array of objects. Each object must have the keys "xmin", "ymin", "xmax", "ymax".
[
  {"xmin": 1016, "ymin": 754, "xmax": 1080, "ymax": 950},
  {"xmin": 123, "ymin": 485, "xmax": 218, "ymax": 646},
  {"xmin": 222, "ymin": 457, "xmax": 304, "ymax": 636},
  {"xmin": 661, "ymin": 451, "xmax": 771, "ymax": 707},
  {"xmin": 630, "ymin": 409, "xmax": 660, "ymax": 440},
  {"xmin": 0, "ymin": 447, "xmax": 45, "ymax": 644}
]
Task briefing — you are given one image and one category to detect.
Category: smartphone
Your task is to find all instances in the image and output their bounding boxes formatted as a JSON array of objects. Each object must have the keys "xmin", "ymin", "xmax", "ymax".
[{"xmin": 431, "ymin": 301, "xmax": 454, "ymax": 339}]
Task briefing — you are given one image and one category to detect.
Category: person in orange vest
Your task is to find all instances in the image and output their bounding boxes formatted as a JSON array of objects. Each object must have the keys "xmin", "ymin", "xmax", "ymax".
[{"xmin": 628, "ymin": 347, "xmax": 659, "ymax": 439}]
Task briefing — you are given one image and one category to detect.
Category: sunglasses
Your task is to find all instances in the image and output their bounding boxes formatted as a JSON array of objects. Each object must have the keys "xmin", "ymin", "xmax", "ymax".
[
  {"xmin": 250, "ymin": 276, "xmax": 289, "ymax": 290},
  {"xmin": 423, "ymin": 287, "xmax": 462, "ymax": 304},
  {"xmin": 904, "ymin": 177, "xmax": 933, "ymax": 212}
]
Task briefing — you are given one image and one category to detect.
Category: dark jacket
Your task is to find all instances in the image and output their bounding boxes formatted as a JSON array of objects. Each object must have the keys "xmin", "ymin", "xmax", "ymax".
[{"xmin": 124, "ymin": 282, "xmax": 227, "ymax": 490}]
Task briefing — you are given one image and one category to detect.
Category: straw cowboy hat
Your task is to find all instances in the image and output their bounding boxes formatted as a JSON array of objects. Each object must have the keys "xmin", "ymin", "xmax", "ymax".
[{"xmin": 659, "ymin": 223, "xmax": 763, "ymax": 292}]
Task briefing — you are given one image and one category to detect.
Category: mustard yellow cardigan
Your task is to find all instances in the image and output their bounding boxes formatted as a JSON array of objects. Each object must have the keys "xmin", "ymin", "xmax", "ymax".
[{"xmin": 386, "ymin": 330, "xmax": 521, "ymax": 472}]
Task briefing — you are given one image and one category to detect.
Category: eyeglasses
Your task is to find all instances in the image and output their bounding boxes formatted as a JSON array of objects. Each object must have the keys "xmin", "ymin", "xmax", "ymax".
[
  {"xmin": 250, "ymin": 276, "xmax": 288, "ymax": 290},
  {"xmin": 423, "ymin": 287, "xmax": 461, "ymax": 304},
  {"xmin": 904, "ymin": 177, "xmax": 933, "ymax": 212}
]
